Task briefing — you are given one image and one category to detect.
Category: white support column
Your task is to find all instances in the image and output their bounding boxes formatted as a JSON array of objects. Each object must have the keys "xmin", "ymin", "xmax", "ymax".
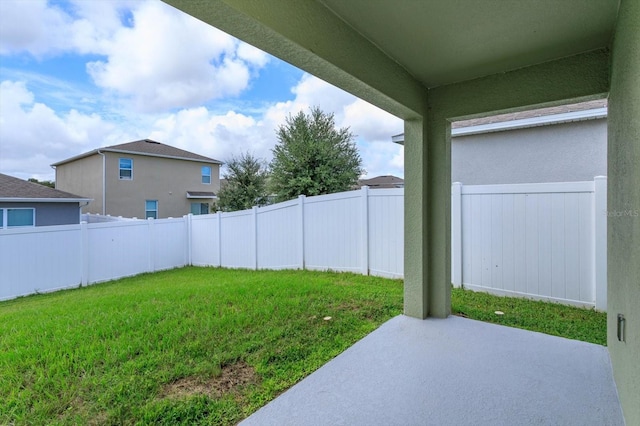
[
  {"xmin": 360, "ymin": 186, "xmax": 370, "ymax": 275},
  {"xmin": 451, "ymin": 182, "xmax": 463, "ymax": 288},
  {"xmin": 594, "ymin": 176, "xmax": 607, "ymax": 311},
  {"xmin": 298, "ymin": 195, "xmax": 306, "ymax": 270},
  {"xmin": 80, "ymin": 221, "xmax": 89, "ymax": 286}
]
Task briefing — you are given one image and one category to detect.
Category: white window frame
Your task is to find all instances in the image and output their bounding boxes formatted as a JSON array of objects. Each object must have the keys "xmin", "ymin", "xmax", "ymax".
[
  {"xmin": 145, "ymin": 200, "xmax": 158, "ymax": 219},
  {"xmin": 201, "ymin": 166, "xmax": 211, "ymax": 184},
  {"xmin": 0, "ymin": 208, "xmax": 36, "ymax": 229},
  {"xmin": 119, "ymin": 158, "xmax": 133, "ymax": 180}
]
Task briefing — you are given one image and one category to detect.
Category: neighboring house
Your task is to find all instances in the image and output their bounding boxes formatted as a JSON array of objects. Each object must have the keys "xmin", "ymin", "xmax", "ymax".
[
  {"xmin": 393, "ymin": 99, "xmax": 607, "ymax": 184},
  {"xmin": 0, "ymin": 173, "xmax": 91, "ymax": 228},
  {"xmin": 357, "ymin": 175, "xmax": 404, "ymax": 189},
  {"xmin": 52, "ymin": 139, "xmax": 222, "ymax": 219}
]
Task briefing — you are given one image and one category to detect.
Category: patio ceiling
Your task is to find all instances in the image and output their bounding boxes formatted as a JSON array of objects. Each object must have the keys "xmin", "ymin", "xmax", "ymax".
[
  {"xmin": 317, "ymin": 0, "xmax": 619, "ymax": 88},
  {"xmin": 164, "ymin": 0, "xmax": 619, "ymax": 119}
]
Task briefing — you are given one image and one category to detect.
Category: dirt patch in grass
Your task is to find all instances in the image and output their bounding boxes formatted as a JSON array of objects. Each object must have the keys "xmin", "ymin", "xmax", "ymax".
[
  {"xmin": 161, "ymin": 361, "xmax": 259, "ymax": 400},
  {"xmin": 57, "ymin": 397, "xmax": 108, "ymax": 425}
]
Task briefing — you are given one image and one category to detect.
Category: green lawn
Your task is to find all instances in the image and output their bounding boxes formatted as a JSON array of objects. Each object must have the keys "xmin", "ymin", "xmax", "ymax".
[
  {"xmin": 0, "ymin": 267, "xmax": 606, "ymax": 425},
  {"xmin": 452, "ymin": 287, "xmax": 606, "ymax": 346},
  {"xmin": 0, "ymin": 268, "xmax": 403, "ymax": 425}
]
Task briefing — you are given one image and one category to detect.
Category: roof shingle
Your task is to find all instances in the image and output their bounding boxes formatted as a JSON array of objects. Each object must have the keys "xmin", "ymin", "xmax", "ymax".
[
  {"xmin": 0, "ymin": 173, "xmax": 87, "ymax": 199},
  {"xmin": 52, "ymin": 139, "xmax": 222, "ymax": 166}
]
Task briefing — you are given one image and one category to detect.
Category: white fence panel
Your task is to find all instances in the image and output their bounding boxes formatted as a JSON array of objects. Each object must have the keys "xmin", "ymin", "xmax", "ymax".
[
  {"xmin": 456, "ymin": 180, "xmax": 605, "ymax": 308},
  {"xmin": 220, "ymin": 210, "xmax": 255, "ymax": 269},
  {"xmin": 87, "ymin": 221, "xmax": 152, "ymax": 283},
  {"xmin": 3, "ymin": 180, "xmax": 607, "ymax": 311},
  {"xmin": 257, "ymin": 200, "xmax": 301, "ymax": 270},
  {"xmin": 191, "ymin": 214, "xmax": 220, "ymax": 266},
  {"xmin": 0, "ymin": 225, "xmax": 82, "ymax": 300},
  {"xmin": 304, "ymin": 191, "xmax": 362, "ymax": 273},
  {"xmin": 152, "ymin": 218, "xmax": 188, "ymax": 271},
  {"xmin": 368, "ymin": 188, "xmax": 404, "ymax": 278}
]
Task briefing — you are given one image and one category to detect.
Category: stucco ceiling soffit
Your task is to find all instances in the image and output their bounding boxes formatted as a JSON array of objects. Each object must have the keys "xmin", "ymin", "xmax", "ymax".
[
  {"xmin": 317, "ymin": 0, "xmax": 619, "ymax": 88},
  {"xmin": 163, "ymin": 0, "xmax": 618, "ymax": 118}
]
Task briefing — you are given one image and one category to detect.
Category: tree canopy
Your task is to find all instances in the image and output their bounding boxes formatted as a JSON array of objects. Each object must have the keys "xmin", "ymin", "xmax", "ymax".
[
  {"xmin": 28, "ymin": 178, "xmax": 55, "ymax": 188},
  {"xmin": 215, "ymin": 152, "xmax": 270, "ymax": 212},
  {"xmin": 269, "ymin": 107, "xmax": 363, "ymax": 202}
]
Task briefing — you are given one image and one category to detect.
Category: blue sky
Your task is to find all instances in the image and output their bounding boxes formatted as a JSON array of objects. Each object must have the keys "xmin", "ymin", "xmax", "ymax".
[{"xmin": 0, "ymin": 0, "xmax": 404, "ymax": 182}]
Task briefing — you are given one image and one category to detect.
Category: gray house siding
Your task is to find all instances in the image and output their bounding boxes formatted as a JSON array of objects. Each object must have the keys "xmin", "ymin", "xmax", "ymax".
[
  {"xmin": 0, "ymin": 202, "xmax": 81, "ymax": 226},
  {"xmin": 452, "ymin": 118, "xmax": 607, "ymax": 184}
]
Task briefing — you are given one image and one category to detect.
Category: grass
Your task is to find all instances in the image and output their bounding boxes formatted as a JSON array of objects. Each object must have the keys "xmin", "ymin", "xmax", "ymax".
[
  {"xmin": 452, "ymin": 287, "xmax": 607, "ymax": 345},
  {"xmin": 0, "ymin": 267, "xmax": 403, "ymax": 425},
  {"xmin": 0, "ymin": 267, "xmax": 606, "ymax": 425}
]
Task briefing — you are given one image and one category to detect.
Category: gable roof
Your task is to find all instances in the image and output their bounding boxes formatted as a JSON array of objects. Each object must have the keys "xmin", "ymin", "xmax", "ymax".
[
  {"xmin": 452, "ymin": 99, "xmax": 608, "ymax": 130},
  {"xmin": 52, "ymin": 139, "xmax": 222, "ymax": 166},
  {"xmin": 0, "ymin": 173, "xmax": 90, "ymax": 202},
  {"xmin": 392, "ymin": 99, "xmax": 608, "ymax": 144}
]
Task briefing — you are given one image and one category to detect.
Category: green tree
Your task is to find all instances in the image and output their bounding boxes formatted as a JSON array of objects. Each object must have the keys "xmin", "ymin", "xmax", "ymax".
[
  {"xmin": 215, "ymin": 152, "xmax": 270, "ymax": 212},
  {"xmin": 269, "ymin": 107, "xmax": 363, "ymax": 202},
  {"xmin": 28, "ymin": 178, "xmax": 55, "ymax": 188}
]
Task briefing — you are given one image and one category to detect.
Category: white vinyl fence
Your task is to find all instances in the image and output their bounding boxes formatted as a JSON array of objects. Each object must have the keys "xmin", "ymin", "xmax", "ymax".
[
  {"xmin": 452, "ymin": 176, "xmax": 607, "ymax": 310},
  {"xmin": 1, "ymin": 179, "xmax": 606, "ymax": 309},
  {"xmin": 190, "ymin": 187, "xmax": 404, "ymax": 277},
  {"xmin": 0, "ymin": 218, "xmax": 189, "ymax": 301},
  {"xmin": 0, "ymin": 188, "xmax": 403, "ymax": 301}
]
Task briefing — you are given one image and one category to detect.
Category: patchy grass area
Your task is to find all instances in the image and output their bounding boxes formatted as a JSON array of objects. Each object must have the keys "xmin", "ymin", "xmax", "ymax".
[
  {"xmin": 452, "ymin": 287, "xmax": 607, "ymax": 345},
  {"xmin": 0, "ymin": 268, "xmax": 402, "ymax": 425},
  {"xmin": 0, "ymin": 268, "xmax": 607, "ymax": 425}
]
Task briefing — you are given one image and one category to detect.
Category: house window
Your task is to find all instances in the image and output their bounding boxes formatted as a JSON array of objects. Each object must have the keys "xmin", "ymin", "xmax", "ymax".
[
  {"xmin": 0, "ymin": 208, "xmax": 35, "ymax": 228},
  {"xmin": 201, "ymin": 166, "xmax": 211, "ymax": 184},
  {"xmin": 145, "ymin": 200, "xmax": 158, "ymax": 219},
  {"xmin": 119, "ymin": 158, "xmax": 133, "ymax": 180},
  {"xmin": 190, "ymin": 202, "xmax": 209, "ymax": 215}
]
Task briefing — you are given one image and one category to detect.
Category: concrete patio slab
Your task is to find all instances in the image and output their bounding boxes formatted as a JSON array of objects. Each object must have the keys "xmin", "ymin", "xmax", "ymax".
[{"xmin": 241, "ymin": 315, "xmax": 623, "ymax": 426}]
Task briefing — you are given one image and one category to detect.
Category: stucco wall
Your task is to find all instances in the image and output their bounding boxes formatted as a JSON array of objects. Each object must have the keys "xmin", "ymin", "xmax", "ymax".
[
  {"xmin": 607, "ymin": 0, "xmax": 640, "ymax": 423},
  {"xmin": 104, "ymin": 153, "xmax": 220, "ymax": 219},
  {"xmin": 0, "ymin": 202, "xmax": 80, "ymax": 226},
  {"xmin": 55, "ymin": 154, "xmax": 103, "ymax": 214},
  {"xmin": 452, "ymin": 118, "xmax": 607, "ymax": 184},
  {"xmin": 56, "ymin": 152, "xmax": 220, "ymax": 219}
]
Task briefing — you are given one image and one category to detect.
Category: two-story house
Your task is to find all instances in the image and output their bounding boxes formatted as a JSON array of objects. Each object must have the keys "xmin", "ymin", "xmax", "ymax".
[{"xmin": 52, "ymin": 139, "xmax": 222, "ymax": 219}]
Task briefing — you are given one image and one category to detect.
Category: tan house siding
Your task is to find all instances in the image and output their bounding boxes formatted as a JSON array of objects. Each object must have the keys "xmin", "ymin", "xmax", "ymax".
[
  {"xmin": 103, "ymin": 153, "xmax": 220, "ymax": 218},
  {"xmin": 54, "ymin": 142, "xmax": 221, "ymax": 218},
  {"xmin": 55, "ymin": 154, "xmax": 104, "ymax": 214}
]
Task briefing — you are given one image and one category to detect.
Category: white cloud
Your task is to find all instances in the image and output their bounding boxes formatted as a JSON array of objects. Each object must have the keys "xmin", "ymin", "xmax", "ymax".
[
  {"xmin": 1, "ymin": 0, "xmax": 403, "ymax": 183},
  {"xmin": 147, "ymin": 107, "xmax": 278, "ymax": 171},
  {"xmin": 0, "ymin": 0, "xmax": 137, "ymax": 57},
  {"xmin": 0, "ymin": 81, "xmax": 114, "ymax": 180},
  {"xmin": 85, "ymin": 1, "xmax": 269, "ymax": 112},
  {"xmin": 0, "ymin": 70, "xmax": 403, "ymax": 182},
  {"xmin": 1, "ymin": 0, "xmax": 270, "ymax": 113},
  {"xmin": 0, "ymin": 0, "xmax": 73, "ymax": 56},
  {"xmin": 144, "ymin": 73, "xmax": 404, "ymax": 178}
]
